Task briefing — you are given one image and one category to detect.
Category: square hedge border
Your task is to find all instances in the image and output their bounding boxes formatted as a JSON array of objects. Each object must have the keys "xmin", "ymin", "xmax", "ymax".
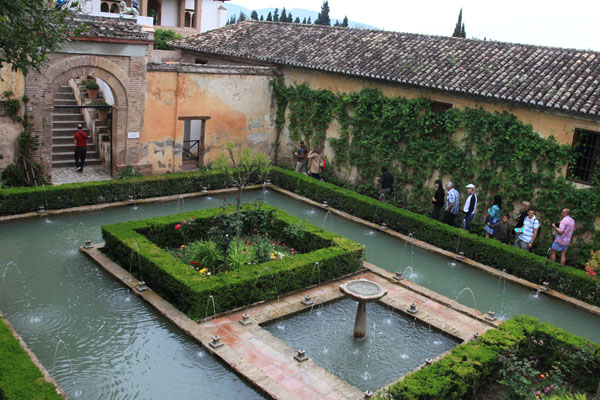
[
  {"xmin": 378, "ymin": 315, "xmax": 600, "ymax": 399},
  {"xmin": 270, "ymin": 167, "xmax": 599, "ymax": 307},
  {"xmin": 101, "ymin": 204, "xmax": 364, "ymax": 320}
]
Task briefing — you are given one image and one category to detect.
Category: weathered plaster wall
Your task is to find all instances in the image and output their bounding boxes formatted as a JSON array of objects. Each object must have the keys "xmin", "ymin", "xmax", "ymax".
[
  {"xmin": 142, "ymin": 63, "xmax": 276, "ymax": 172},
  {"xmin": 0, "ymin": 66, "xmax": 25, "ymax": 171}
]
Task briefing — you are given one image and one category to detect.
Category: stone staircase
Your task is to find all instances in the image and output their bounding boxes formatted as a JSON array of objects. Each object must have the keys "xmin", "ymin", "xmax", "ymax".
[{"xmin": 52, "ymin": 85, "xmax": 101, "ymax": 169}]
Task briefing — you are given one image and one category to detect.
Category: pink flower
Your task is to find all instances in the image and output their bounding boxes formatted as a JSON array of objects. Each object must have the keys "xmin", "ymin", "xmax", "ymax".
[
  {"xmin": 536, "ymin": 391, "xmax": 541, "ymax": 396},
  {"xmin": 175, "ymin": 224, "xmax": 181, "ymax": 230},
  {"xmin": 182, "ymin": 219, "xmax": 188, "ymax": 223},
  {"xmin": 282, "ymin": 243, "xmax": 286, "ymax": 247}
]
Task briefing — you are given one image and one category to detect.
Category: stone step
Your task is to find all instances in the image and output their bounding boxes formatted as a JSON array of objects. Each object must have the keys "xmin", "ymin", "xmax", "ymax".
[
  {"xmin": 53, "ymin": 113, "xmax": 84, "ymax": 122},
  {"xmin": 55, "ymin": 93, "xmax": 75, "ymax": 100},
  {"xmin": 52, "ymin": 128, "xmax": 89, "ymax": 137},
  {"xmin": 52, "ymin": 158, "xmax": 102, "ymax": 168},
  {"xmin": 52, "ymin": 143, "xmax": 97, "ymax": 152},
  {"xmin": 53, "ymin": 98, "xmax": 78, "ymax": 104},
  {"xmin": 52, "ymin": 121, "xmax": 85, "ymax": 129},
  {"xmin": 57, "ymin": 85, "xmax": 72, "ymax": 93},
  {"xmin": 52, "ymin": 151, "xmax": 101, "ymax": 162}
]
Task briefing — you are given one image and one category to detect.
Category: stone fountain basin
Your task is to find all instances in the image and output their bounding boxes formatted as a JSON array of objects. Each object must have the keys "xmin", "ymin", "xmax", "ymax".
[{"xmin": 339, "ymin": 279, "xmax": 388, "ymax": 303}]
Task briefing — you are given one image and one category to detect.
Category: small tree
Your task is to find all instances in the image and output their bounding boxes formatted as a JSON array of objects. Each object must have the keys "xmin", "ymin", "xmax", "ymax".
[
  {"xmin": 294, "ymin": 16, "xmax": 300, "ymax": 23},
  {"xmin": 238, "ymin": 11, "xmax": 246, "ymax": 22},
  {"xmin": 452, "ymin": 9, "xmax": 466, "ymax": 38},
  {"xmin": 153, "ymin": 28, "xmax": 182, "ymax": 50},
  {"xmin": 342, "ymin": 16, "xmax": 349, "ymax": 27},
  {"xmin": 250, "ymin": 10, "xmax": 258, "ymax": 20},
  {"xmin": 273, "ymin": 8, "xmax": 279, "ymax": 22},
  {"xmin": 214, "ymin": 142, "xmax": 271, "ymax": 212},
  {"xmin": 266, "ymin": 11, "xmax": 272, "ymax": 21},
  {"xmin": 314, "ymin": 0, "xmax": 331, "ymax": 25},
  {"xmin": 280, "ymin": 8, "xmax": 287, "ymax": 22}
]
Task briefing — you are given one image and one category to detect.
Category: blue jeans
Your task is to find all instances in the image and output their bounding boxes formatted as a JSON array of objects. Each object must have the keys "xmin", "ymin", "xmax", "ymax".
[{"xmin": 462, "ymin": 213, "xmax": 474, "ymax": 230}]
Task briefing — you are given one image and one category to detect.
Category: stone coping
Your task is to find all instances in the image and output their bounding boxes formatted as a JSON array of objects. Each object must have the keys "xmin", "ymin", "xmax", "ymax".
[
  {"xmin": 0, "ymin": 312, "xmax": 66, "ymax": 398},
  {"xmin": 2, "ymin": 182, "xmax": 598, "ymax": 318},
  {"xmin": 82, "ymin": 244, "xmax": 494, "ymax": 398}
]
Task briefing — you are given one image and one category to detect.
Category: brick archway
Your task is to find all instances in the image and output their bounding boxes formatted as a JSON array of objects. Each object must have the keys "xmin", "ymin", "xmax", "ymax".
[{"xmin": 25, "ymin": 53, "xmax": 146, "ymax": 177}]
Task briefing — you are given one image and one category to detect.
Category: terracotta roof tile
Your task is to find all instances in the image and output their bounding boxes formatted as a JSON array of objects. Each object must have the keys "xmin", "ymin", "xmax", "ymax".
[
  {"xmin": 69, "ymin": 15, "xmax": 151, "ymax": 42},
  {"xmin": 172, "ymin": 21, "xmax": 600, "ymax": 117}
]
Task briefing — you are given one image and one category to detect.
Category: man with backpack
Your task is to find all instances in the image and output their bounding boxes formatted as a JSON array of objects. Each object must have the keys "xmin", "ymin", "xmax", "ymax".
[{"xmin": 515, "ymin": 207, "xmax": 539, "ymax": 251}]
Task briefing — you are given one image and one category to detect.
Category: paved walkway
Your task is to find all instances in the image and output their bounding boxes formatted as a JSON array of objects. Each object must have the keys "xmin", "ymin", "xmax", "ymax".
[
  {"xmin": 51, "ymin": 165, "xmax": 112, "ymax": 185},
  {"xmin": 82, "ymin": 245, "xmax": 497, "ymax": 400}
]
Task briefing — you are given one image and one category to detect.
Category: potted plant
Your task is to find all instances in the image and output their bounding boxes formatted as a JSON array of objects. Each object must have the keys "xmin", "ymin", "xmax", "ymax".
[
  {"xmin": 86, "ymin": 80, "xmax": 100, "ymax": 99},
  {"xmin": 96, "ymin": 100, "xmax": 109, "ymax": 120}
]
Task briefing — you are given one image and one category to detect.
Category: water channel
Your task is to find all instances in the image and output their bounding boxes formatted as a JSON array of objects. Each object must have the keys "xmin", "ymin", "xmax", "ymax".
[{"xmin": 1, "ymin": 189, "xmax": 599, "ymax": 399}]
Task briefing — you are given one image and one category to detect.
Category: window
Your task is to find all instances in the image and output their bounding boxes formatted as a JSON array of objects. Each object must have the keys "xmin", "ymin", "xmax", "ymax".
[
  {"xmin": 178, "ymin": 116, "xmax": 210, "ymax": 164},
  {"xmin": 430, "ymin": 101, "xmax": 452, "ymax": 114},
  {"xmin": 569, "ymin": 128, "xmax": 600, "ymax": 184}
]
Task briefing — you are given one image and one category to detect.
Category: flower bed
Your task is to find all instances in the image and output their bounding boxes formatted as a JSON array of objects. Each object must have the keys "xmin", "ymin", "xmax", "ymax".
[
  {"xmin": 375, "ymin": 315, "xmax": 600, "ymax": 400},
  {"xmin": 101, "ymin": 203, "xmax": 364, "ymax": 320},
  {"xmin": 270, "ymin": 167, "xmax": 600, "ymax": 307}
]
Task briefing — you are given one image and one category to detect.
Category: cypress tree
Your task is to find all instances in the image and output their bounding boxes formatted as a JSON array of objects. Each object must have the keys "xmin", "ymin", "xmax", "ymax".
[
  {"xmin": 273, "ymin": 8, "xmax": 279, "ymax": 22},
  {"xmin": 452, "ymin": 9, "xmax": 466, "ymax": 38},
  {"xmin": 342, "ymin": 16, "xmax": 348, "ymax": 27},
  {"xmin": 260, "ymin": 15, "xmax": 264, "ymax": 21},
  {"xmin": 238, "ymin": 11, "xmax": 246, "ymax": 22},
  {"xmin": 307, "ymin": 16, "xmax": 311, "ymax": 24},
  {"xmin": 266, "ymin": 11, "xmax": 272, "ymax": 21},
  {"xmin": 287, "ymin": 12, "xmax": 293, "ymax": 22},
  {"xmin": 281, "ymin": 8, "xmax": 287, "ymax": 22},
  {"xmin": 250, "ymin": 10, "xmax": 258, "ymax": 20},
  {"xmin": 294, "ymin": 16, "xmax": 300, "ymax": 23},
  {"xmin": 302, "ymin": 17, "xmax": 306, "ymax": 24},
  {"xmin": 314, "ymin": 1, "xmax": 330, "ymax": 25}
]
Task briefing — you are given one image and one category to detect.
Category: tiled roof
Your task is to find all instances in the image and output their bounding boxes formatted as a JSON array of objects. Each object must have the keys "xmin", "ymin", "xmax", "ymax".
[
  {"xmin": 171, "ymin": 21, "xmax": 600, "ymax": 117},
  {"xmin": 69, "ymin": 15, "xmax": 151, "ymax": 42}
]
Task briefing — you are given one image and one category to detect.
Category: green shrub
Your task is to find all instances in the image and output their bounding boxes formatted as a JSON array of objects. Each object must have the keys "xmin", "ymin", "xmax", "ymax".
[
  {"xmin": 376, "ymin": 315, "xmax": 600, "ymax": 400},
  {"xmin": 226, "ymin": 241, "xmax": 254, "ymax": 270},
  {"xmin": 102, "ymin": 204, "xmax": 364, "ymax": 320},
  {"xmin": 153, "ymin": 28, "xmax": 182, "ymax": 50},
  {"xmin": 270, "ymin": 167, "xmax": 600, "ymax": 307},
  {"xmin": 85, "ymin": 80, "xmax": 99, "ymax": 90},
  {"xmin": 116, "ymin": 165, "xmax": 142, "ymax": 179},
  {"xmin": 185, "ymin": 239, "xmax": 223, "ymax": 273},
  {"xmin": 0, "ymin": 318, "xmax": 63, "ymax": 399}
]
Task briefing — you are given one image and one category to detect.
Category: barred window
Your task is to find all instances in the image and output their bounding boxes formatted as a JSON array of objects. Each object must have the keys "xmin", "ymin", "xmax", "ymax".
[{"xmin": 569, "ymin": 129, "xmax": 600, "ymax": 184}]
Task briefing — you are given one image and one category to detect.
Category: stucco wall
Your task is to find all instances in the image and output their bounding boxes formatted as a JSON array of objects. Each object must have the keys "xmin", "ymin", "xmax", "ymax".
[
  {"xmin": 283, "ymin": 68, "xmax": 600, "ymax": 147},
  {"xmin": 0, "ymin": 65, "xmax": 25, "ymax": 172},
  {"xmin": 142, "ymin": 63, "xmax": 276, "ymax": 172}
]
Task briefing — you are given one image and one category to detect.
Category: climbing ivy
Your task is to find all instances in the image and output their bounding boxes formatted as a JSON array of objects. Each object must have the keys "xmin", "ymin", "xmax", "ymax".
[{"xmin": 270, "ymin": 80, "xmax": 600, "ymax": 266}]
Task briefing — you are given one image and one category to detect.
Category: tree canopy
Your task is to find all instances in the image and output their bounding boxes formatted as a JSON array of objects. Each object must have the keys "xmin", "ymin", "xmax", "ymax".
[
  {"xmin": 0, "ymin": 0, "xmax": 84, "ymax": 74},
  {"xmin": 452, "ymin": 8, "xmax": 466, "ymax": 38},
  {"xmin": 314, "ymin": 1, "xmax": 331, "ymax": 25}
]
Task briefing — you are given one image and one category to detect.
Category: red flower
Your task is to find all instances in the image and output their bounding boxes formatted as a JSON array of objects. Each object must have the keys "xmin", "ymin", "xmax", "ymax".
[
  {"xmin": 282, "ymin": 243, "xmax": 286, "ymax": 247},
  {"xmin": 191, "ymin": 217, "xmax": 195, "ymax": 221},
  {"xmin": 175, "ymin": 224, "xmax": 181, "ymax": 230}
]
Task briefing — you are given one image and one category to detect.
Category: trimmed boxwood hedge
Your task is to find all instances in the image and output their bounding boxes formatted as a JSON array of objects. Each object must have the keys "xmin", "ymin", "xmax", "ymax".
[
  {"xmin": 0, "ymin": 318, "xmax": 63, "ymax": 400},
  {"xmin": 376, "ymin": 315, "xmax": 600, "ymax": 400},
  {"xmin": 270, "ymin": 167, "xmax": 600, "ymax": 307},
  {"xmin": 0, "ymin": 170, "xmax": 227, "ymax": 216},
  {"xmin": 101, "ymin": 204, "xmax": 364, "ymax": 320}
]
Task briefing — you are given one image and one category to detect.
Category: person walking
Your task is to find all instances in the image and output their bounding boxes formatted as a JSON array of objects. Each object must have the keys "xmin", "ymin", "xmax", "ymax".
[
  {"xmin": 442, "ymin": 181, "xmax": 460, "ymax": 226},
  {"xmin": 306, "ymin": 146, "xmax": 323, "ymax": 180},
  {"xmin": 461, "ymin": 184, "xmax": 477, "ymax": 230},
  {"xmin": 484, "ymin": 195, "xmax": 502, "ymax": 238},
  {"xmin": 551, "ymin": 208, "xmax": 575, "ymax": 265},
  {"xmin": 513, "ymin": 201, "xmax": 531, "ymax": 245},
  {"xmin": 431, "ymin": 179, "xmax": 445, "ymax": 220},
  {"xmin": 515, "ymin": 207, "xmax": 539, "ymax": 251},
  {"xmin": 492, "ymin": 215, "xmax": 511, "ymax": 244},
  {"xmin": 74, "ymin": 123, "xmax": 88, "ymax": 173},
  {"xmin": 294, "ymin": 141, "xmax": 308, "ymax": 173},
  {"xmin": 377, "ymin": 166, "xmax": 393, "ymax": 201}
]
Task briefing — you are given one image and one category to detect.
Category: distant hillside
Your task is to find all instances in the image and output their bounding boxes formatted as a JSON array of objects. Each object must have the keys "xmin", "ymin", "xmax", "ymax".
[{"xmin": 225, "ymin": 4, "xmax": 376, "ymax": 29}]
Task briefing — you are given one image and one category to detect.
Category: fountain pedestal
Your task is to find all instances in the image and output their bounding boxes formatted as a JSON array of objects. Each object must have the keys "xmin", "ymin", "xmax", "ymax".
[{"xmin": 339, "ymin": 279, "xmax": 388, "ymax": 338}]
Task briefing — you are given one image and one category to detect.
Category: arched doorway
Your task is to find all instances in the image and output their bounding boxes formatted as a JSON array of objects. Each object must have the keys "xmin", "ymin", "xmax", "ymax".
[{"xmin": 25, "ymin": 54, "xmax": 146, "ymax": 182}]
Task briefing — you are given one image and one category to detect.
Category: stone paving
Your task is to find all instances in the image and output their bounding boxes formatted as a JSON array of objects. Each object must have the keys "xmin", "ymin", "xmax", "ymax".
[
  {"xmin": 51, "ymin": 165, "xmax": 112, "ymax": 185},
  {"xmin": 82, "ymin": 244, "xmax": 497, "ymax": 400}
]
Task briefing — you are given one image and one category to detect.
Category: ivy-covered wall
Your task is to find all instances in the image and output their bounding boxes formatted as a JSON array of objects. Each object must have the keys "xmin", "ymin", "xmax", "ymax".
[{"xmin": 271, "ymin": 77, "xmax": 600, "ymax": 265}]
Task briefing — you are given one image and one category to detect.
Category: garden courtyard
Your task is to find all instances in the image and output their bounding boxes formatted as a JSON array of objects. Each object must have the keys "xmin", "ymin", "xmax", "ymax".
[{"xmin": 1, "ymin": 169, "xmax": 599, "ymax": 399}]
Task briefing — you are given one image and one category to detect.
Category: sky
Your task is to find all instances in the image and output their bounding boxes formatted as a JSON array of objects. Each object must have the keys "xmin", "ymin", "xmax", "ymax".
[{"xmin": 230, "ymin": 0, "xmax": 600, "ymax": 51}]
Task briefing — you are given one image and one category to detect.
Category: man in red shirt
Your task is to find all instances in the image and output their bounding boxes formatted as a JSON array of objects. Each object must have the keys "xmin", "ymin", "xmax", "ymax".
[{"xmin": 74, "ymin": 124, "xmax": 88, "ymax": 172}]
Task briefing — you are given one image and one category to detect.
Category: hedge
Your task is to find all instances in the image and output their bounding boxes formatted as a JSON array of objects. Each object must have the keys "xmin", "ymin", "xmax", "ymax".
[
  {"xmin": 0, "ymin": 318, "xmax": 63, "ymax": 400},
  {"xmin": 0, "ymin": 170, "xmax": 226, "ymax": 216},
  {"xmin": 376, "ymin": 315, "xmax": 600, "ymax": 399},
  {"xmin": 101, "ymin": 204, "xmax": 364, "ymax": 320},
  {"xmin": 270, "ymin": 167, "xmax": 600, "ymax": 306}
]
